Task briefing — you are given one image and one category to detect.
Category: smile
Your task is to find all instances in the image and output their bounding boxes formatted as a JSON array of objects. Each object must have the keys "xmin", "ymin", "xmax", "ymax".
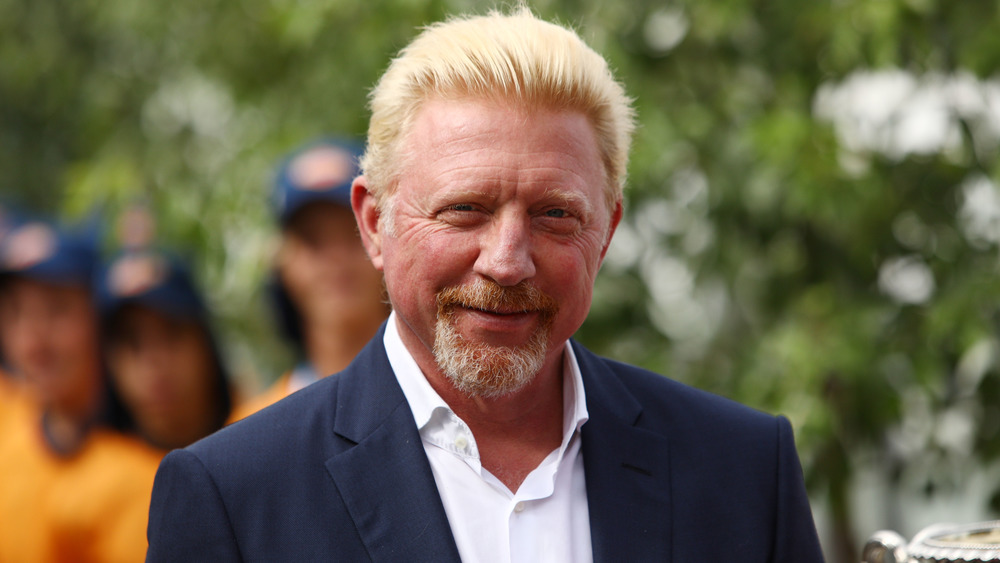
[
  {"xmin": 460, "ymin": 306, "xmax": 539, "ymax": 321},
  {"xmin": 463, "ymin": 305, "xmax": 536, "ymax": 316}
]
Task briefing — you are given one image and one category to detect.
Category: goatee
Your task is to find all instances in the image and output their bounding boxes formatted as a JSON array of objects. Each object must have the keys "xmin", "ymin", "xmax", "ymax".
[{"xmin": 433, "ymin": 279, "xmax": 559, "ymax": 399}]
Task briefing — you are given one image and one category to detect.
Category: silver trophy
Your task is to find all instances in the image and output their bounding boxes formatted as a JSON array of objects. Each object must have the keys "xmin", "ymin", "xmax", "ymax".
[{"xmin": 863, "ymin": 520, "xmax": 1000, "ymax": 562}]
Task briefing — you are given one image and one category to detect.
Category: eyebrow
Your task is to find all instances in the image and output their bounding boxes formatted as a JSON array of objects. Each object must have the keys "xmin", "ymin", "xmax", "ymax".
[
  {"xmin": 539, "ymin": 188, "xmax": 595, "ymax": 220},
  {"xmin": 435, "ymin": 186, "xmax": 595, "ymax": 211}
]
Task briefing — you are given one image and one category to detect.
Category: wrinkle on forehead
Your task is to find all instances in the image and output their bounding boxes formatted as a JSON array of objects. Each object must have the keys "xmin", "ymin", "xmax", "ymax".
[
  {"xmin": 384, "ymin": 97, "xmax": 611, "ymax": 233},
  {"xmin": 406, "ymin": 97, "xmax": 602, "ymax": 164}
]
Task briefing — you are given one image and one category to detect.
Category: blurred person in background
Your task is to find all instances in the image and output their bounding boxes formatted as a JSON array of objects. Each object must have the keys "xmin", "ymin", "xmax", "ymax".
[
  {"xmin": 97, "ymin": 247, "xmax": 233, "ymax": 451},
  {"xmin": 0, "ymin": 220, "xmax": 106, "ymax": 454},
  {"xmin": 0, "ymin": 218, "xmax": 160, "ymax": 563},
  {"xmin": 230, "ymin": 138, "xmax": 389, "ymax": 420}
]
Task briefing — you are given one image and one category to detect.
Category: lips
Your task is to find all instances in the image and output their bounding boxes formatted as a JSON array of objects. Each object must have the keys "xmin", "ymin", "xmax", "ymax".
[
  {"xmin": 459, "ymin": 306, "xmax": 540, "ymax": 331},
  {"xmin": 464, "ymin": 305, "xmax": 536, "ymax": 316}
]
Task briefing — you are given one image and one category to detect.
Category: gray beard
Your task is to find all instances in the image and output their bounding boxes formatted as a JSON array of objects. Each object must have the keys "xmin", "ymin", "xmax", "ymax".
[
  {"xmin": 431, "ymin": 279, "xmax": 557, "ymax": 399},
  {"xmin": 432, "ymin": 311, "xmax": 549, "ymax": 399}
]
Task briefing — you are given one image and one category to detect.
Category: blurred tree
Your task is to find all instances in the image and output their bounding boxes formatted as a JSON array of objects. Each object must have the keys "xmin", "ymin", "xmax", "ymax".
[
  {"xmin": 3, "ymin": 0, "xmax": 1000, "ymax": 560},
  {"xmin": 576, "ymin": 1, "xmax": 1000, "ymax": 560}
]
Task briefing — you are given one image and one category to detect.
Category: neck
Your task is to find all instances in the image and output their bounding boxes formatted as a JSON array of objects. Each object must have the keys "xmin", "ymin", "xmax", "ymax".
[
  {"xmin": 428, "ymin": 353, "xmax": 566, "ymax": 493},
  {"xmin": 303, "ymin": 314, "xmax": 386, "ymax": 377},
  {"xmin": 42, "ymin": 405, "xmax": 95, "ymax": 455}
]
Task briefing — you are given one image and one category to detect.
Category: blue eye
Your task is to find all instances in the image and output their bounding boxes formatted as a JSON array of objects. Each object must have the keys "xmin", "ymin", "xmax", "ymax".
[
  {"xmin": 450, "ymin": 204, "xmax": 476, "ymax": 211},
  {"xmin": 545, "ymin": 209, "xmax": 568, "ymax": 218}
]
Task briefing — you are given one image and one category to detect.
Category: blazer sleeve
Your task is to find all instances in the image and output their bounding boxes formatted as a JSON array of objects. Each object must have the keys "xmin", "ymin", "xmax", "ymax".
[
  {"xmin": 773, "ymin": 416, "xmax": 826, "ymax": 562},
  {"xmin": 146, "ymin": 449, "xmax": 243, "ymax": 562}
]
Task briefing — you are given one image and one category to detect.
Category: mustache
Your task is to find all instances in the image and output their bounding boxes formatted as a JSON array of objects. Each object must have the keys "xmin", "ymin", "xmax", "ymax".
[{"xmin": 436, "ymin": 279, "xmax": 559, "ymax": 317}]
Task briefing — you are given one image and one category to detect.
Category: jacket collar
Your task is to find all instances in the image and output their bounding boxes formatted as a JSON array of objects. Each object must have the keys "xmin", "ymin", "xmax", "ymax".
[
  {"xmin": 574, "ymin": 341, "xmax": 674, "ymax": 562},
  {"xmin": 323, "ymin": 326, "xmax": 672, "ymax": 562},
  {"xmin": 324, "ymin": 323, "xmax": 463, "ymax": 562}
]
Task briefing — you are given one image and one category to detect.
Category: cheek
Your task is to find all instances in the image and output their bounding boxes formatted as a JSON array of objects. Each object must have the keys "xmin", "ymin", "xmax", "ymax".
[
  {"xmin": 538, "ymin": 242, "xmax": 603, "ymax": 325},
  {"xmin": 174, "ymin": 339, "xmax": 215, "ymax": 393},
  {"xmin": 279, "ymin": 259, "xmax": 318, "ymax": 301},
  {"xmin": 397, "ymin": 221, "xmax": 481, "ymax": 273},
  {"xmin": 545, "ymin": 236, "xmax": 604, "ymax": 284},
  {"xmin": 3, "ymin": 330, "xmax": 28, "ymax": 361},
  {"xmin": 53, "ymin": 319, "xmax": 98, "ymax": 362},
  {"xmin": 279, "ymin": 242, "xmax": 316, "ymax": 276},
  {"xmin": 547, "ymin": 260, "xmax": 594, "ymax": 310},
  {"xmin": 344, "ymin": 253, "xmax": 383, "ymax": 282},
  {"xmin": 110, "ymin": 353, "xmax": 147, "ymax": 399}
]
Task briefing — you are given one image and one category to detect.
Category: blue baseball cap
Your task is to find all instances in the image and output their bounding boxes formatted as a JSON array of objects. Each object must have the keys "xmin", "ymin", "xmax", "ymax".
[
  {"xmin": 95, "ymin": 249, "xmax": 206, "ymax": 322},
  {"xmin": 0, "ymin": 219, "xmax": 98, "ymax": 288},
  {"xmin": 271, "ymin": 137, "xmax": 364, "ymax": 227}
]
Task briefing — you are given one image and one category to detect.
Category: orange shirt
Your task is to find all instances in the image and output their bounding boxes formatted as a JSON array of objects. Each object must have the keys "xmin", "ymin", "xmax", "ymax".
[
  {"xmin": 0, "ymin": 401, "xmax": 162, "ymax": 563},
  {"xmin": 0, "ymin": 374, "xmax": 30, "ymax": 437}
]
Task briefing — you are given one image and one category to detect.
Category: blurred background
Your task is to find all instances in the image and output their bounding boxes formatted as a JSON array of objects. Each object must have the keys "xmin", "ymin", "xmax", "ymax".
[{"xmin": 3, "ymin": 0, "xmax": 999, "ymax": 559}]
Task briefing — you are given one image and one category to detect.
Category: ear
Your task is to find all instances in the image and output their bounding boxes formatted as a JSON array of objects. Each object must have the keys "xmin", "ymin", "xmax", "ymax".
[
  {"xmin": 351, "ymin": 175, "xmax": 385, "ymax": 271},
  {"xmin": 598, "ymin": 199, "xmax": 623, "ymax": 263}
]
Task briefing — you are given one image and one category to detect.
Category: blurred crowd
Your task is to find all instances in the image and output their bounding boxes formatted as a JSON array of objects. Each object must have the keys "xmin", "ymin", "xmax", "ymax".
[{"xmin": 0, "ymin": 138, "xmax": 390, "ymax": 561}]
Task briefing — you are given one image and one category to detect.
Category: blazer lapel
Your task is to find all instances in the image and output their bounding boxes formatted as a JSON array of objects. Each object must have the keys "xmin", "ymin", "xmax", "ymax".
[
  {"xmin": 574, "ymin": 341, "xmax": 673, "ymax": 563},
  {"xmin": 323, "ymin": 327, "xmax": 462, "ymax": 563}
]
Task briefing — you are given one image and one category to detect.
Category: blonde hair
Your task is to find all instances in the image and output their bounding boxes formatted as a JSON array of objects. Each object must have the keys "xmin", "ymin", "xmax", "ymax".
[{"xmin": 360, "ymin": 7, "xmax": 636, "ymax": 213}]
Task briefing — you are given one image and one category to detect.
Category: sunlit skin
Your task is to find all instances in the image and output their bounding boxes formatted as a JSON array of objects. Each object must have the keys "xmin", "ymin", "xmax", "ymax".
[
  {"xmin": 0, "ymin": 278, "xmax": 102, "ymax": 449},
  {"xmin": 277, "ymin": 201, "xmax": 388, "ymax": 376},
  {"xmin": 353, "ymin": 97, "xmax": 622, "ymax": 490},
  {"xmin": 106, "ymin": 305, "xmax": 219, "ymax": 450}
]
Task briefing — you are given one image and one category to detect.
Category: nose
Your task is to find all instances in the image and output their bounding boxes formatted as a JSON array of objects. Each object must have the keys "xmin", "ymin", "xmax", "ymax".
[
  {"xmin": 473, "ymin": 213, "xmax": 536, "ymax": 286},
  {"xmin": 138, "ymin": 341, "xmax": 174, "ymax": 372}
]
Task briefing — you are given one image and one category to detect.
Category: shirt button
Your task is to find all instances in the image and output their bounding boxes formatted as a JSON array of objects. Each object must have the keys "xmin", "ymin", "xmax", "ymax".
[
  {"xmin": 454, "ymin": 436, "xmax": 468, "ymax": 450},
  {"xmin": 514, "ymin": 502, "xmax": 526, "ymax": 513}
]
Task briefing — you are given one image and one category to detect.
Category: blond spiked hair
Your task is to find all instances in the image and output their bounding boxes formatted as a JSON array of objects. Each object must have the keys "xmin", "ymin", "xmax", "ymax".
[{"xmin": 360, "ymin": 7, "xmax": 636, "ymax": 213}]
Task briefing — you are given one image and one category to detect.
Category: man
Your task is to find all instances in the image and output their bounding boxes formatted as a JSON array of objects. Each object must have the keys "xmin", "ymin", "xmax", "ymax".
[
  {"xmin": 147, "ymin": 8, "xmax": 824, "ymax": 561},
  {"xmin": 230, "ymin": 138, "xmax": 389, "ymax": 420}
]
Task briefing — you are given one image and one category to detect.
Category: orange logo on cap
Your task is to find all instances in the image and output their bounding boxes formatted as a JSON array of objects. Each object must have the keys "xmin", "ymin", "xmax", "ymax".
[
  {"xmin": 288, "ymin": 146, "xmax": 355, "ymax": 191},
  {"xmin": 2, "ymin": 223, "xmax": 57, "ymax": 271},
  {"xmin": 108, "ymin": 253, "xmax": 168, "ymax": 297}
]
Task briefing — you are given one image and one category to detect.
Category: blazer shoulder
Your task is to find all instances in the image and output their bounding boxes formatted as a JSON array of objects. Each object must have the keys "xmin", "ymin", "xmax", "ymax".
[
  {"xmin": 574, "ymin": 343, "xmax": 785, "ymax": 452},
  {"xmin": 187, "ymin": 373, "xmax": 343, "ymax": 469},
  {"xmin": 180, "ymin": 329, "xmax": 400, "ymax": 478}
]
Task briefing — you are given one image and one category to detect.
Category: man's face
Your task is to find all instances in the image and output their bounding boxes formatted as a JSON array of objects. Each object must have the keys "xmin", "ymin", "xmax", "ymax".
[
  {"xmin": 0, "ymin": 277, "xmax": 100, "ymax": 413},
  {"xmin": 356, "ymin": 98, "xmax": 621, "ymax": 397},
  {"xmin": 278, "ymin": 201, "xmax": 386, "ymax": 329}
]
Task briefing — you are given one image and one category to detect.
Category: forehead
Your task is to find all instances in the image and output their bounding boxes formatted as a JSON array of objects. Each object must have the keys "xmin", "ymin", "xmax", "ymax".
[
  {"xmin": 114, "ymin": 304, "xmax": 197, "ymax": 332},
  {"xmin": 398, "ymin": 98, "xmax": 605, "ymax": 199},
  {"xmin": 285, "ymin": 202, "xmax": 357, "ymax": 233},
  {"xmin": 0, "ymin": 276, "xmax": 90, "ymax": 307}
]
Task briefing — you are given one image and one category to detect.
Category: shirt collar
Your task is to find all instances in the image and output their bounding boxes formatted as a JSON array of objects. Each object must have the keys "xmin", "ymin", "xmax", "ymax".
[{"xmin": 383, "ymin": 311, "xmax": 589, "ymax": 443}]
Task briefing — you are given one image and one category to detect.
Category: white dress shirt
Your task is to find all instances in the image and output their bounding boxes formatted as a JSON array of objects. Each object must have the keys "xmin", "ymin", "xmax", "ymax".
[{"xmin": 384, "ymin": 312, "xmax": 593, "ymax": 563}]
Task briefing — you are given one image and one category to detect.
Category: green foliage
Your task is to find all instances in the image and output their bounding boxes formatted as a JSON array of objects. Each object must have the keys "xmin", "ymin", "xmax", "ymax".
[{"xmin": 4, "ymin": 0, "xmax": 1000, "ymax": 557}]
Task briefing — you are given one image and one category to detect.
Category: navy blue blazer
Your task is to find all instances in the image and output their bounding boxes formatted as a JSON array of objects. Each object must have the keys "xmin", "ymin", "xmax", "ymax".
[{"xmin": 146, "ymin": 325, "xmax": 825, "ymax": 561}]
